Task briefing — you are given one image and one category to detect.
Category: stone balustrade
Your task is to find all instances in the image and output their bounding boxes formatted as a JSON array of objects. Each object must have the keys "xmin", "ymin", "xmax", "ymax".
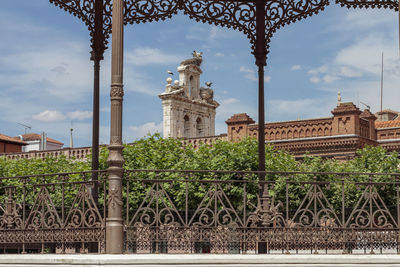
[
  {"xmin": 182, "ymin": 134, "xmax": 227, "ymax": 148},
  {"xmin": 1, "ymin": 146, "xmax": 94, "ymax": 160}
]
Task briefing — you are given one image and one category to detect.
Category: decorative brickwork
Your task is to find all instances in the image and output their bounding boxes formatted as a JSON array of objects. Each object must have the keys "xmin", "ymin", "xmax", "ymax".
[
  {"xmin": 187, "ymin": 102, "xmax": 400, "ymax": 159},
  {"xmin": 3, "ymin": 102, "xmax": 400, "ymax": 160}
]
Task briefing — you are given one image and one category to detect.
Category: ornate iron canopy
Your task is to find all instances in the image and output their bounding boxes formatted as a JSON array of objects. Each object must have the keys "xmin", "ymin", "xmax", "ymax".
[
  {"xmin": 49, "ymin": 0, "xmax": 112, "ymax": 58},
  {"xmin": 49, "ymin": 0, "xmax": 399, "ymax": 63}
]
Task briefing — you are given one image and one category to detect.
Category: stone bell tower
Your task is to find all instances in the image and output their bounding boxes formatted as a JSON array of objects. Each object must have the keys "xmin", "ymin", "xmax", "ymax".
[{"xmin": 159, "ymin": 51, "xmax": 219, "ymax": 138}]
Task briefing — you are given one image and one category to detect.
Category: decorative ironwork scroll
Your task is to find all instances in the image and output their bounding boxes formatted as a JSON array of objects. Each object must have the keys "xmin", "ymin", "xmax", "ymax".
[
  {"xmin": 124, "ymin": 0, "xmax": 329, "ymax": 59},
  {"xmin": 50, "ymin": 0, "xmax": 399, "ymax": 61},
  {"xmin": 122, "ymin": 170, "xmax": 400, "ymax": 254},
  {"xmin": 336, "ymin": 0, "xmax": 399, "ymax": 10},
  {"xmin": 49, "ymin": 0, "xmax": 113, "ymax": 51},
  {"xmin": 264, "ymin": 0, "xmax": 330, "ymax": 55}
]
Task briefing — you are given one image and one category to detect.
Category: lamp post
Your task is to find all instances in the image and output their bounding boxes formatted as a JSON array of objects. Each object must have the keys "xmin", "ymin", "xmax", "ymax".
[{"xmin": 106, "ymin": 0, "xmax": 124, "ymax": 254}]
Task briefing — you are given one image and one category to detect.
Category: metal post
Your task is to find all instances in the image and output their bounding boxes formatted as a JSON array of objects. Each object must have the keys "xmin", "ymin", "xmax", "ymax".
[
  {"xmin": 106, "ymin": 0, "xmax": 124, "ymax": 254},
  {"xmin": 90, "ymin": 0, "xmax": 105, "ymax": 205},
  {"xmin": 255, "ymin": 0, "xmax": 268, "ymax": 254},
  {"xmin": 255, "ymin": 0, "xmax": 266, "ymax": 180},
  {"xmin": 91, "ymin": 58, "xmax": 100, "ymax": 204}
]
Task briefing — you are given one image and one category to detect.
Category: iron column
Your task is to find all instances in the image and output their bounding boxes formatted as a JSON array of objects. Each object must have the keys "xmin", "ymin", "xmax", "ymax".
[
  {"xmin": 255, "ymin": 0, "xmax": 268, "ymax": 254},
  {"xmin": 90, "ymin": 0, "xmax": 105, "ymax": 204},
  {"xmin": 255, "ymin": 0, "xmax": 267, "ymax": 184},
  {"xmin": 106, "ymin": 0, "xmax": 124, "ymax": 254}
]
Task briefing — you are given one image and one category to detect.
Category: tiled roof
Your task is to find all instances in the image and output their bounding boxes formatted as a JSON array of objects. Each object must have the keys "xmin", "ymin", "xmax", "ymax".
[
  {"xmin": 20, "ymin": 133, "xmax": 64, "ymax": 145},
  {"xmin": 376, "ymin": 109, "xmax": 400, "ymax": 115},
  {"xmin": 0, "ymin": 134, "xmax": 27, "ymax": 145},
  {"xmin": 375, "ymin": 120, "xmax": 400, "ymax": 129}
]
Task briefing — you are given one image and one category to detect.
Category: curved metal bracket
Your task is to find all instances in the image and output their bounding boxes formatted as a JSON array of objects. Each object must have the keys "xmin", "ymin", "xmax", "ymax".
[
  {"xmin": 49, "ymin": 0, "xmax": 112, "ymax": 55},
  {"xmin": 264, "ymin": 0, "xmax": 330, "ymax": 58}
]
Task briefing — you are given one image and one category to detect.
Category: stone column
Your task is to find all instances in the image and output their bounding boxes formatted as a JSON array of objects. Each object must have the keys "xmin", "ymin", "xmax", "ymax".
[{"xmin": 106, "ymin": 0, "xmax": 124, "ymax": 254}]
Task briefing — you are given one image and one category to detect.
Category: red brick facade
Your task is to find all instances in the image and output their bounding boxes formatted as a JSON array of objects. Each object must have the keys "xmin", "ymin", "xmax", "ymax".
[
  {"xmin": 0, "ymin": 134, "xmax": 26, "ymax": 153},
  {"xmin": 223, "ymin": 103, "xmax": 400, "ymax": 159},
  {"xmin": 3, "ymin": 103, "xmax": 400, "ymax": 160}
]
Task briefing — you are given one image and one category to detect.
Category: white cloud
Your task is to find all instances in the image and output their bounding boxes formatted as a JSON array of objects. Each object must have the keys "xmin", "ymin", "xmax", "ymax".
[
  {"xmin": 334, "ymin": 9, "xmax": 397, "ymax": 32},
  {"xmin": 322, "ymin": 74, "xmax": 340, "ymax": 83},
  {"xmin": 32, "ymin": 110, "xmax": 65, "ymax": 122},
  {"xmin": 67, "ymin": 111, "xmax": 93, "ymax": 121},
  {"xmin": 268, "ymin": 97, "xmax": 335, "ymax": 121},
  {"xmin": 215, "ymin": 52, "xmax": 224, "ymax": 57},
  {"xmin": 240, "ymin": 66, "xmax": 257, "ymax": 81},
  {"xmin": 291, "ymin": 65, "xmax": 302, "ymax": 71},
  {"xmin": 126, "ymin": 47, "xmax": 181, "ymax": 66},
  {"xmin": 309, "ymin": 76, "xmax": 320, "ymax": 84},
  {"xmin": 221, "ymin": 98, "xmax": 239, "ymax": 105},
  {"xmin": 0, "ymin": 41, "xmax": 93, "ymax": 101},
  {"xmin": 308, "ymin": 65, "xmax": 328, "ymax": 76},
  {"xmin": 307, "ymin": 69, "xmax": 319, "ymax": 76},
  {"xmin": 239, "ymin": 66, "xmax": 271, "ymax": 82},
  {"xmin": 334, "ymin": 35, "xmax": 393, "ymax": 77},
  {"xmin": 318, "ymin": 66, "xmax": 328, "ymax": 73},
  {"xmin": 32, "ymin": 110, "xmax": 93, "ymax": 122},
  {"xmin": 339, "ymin": 66, "xmax": 362, "ymax": 78},
  {"xmin": 129, "ymin": 122, "xmax": 163, "ymax": 139}
]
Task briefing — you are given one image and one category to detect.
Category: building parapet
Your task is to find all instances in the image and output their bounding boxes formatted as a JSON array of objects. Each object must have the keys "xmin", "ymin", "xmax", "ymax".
[
  {"xmin": 182, "ymin": 134, "xmax": 227, "ymax": 148},
  {"xmin": 1, "ymin": 146, "xmax": 94, "ymax": 160}
]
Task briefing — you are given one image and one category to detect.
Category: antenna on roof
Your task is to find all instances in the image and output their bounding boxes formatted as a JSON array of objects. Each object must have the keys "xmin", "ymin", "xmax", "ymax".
[
  {"xmin": 70, "ymin": 121, "xmax": 74, "ymax": 148},
  {"xmin": 17, "ymin": 122, "xmax": 31, "ymax": 134},
  {"xmin": 360, "ymin": 101, "xmax": 370, "ymax": 110},
  {"xmin": 380, "ymin": 52, "xmax": 384, "ymax": 114}
]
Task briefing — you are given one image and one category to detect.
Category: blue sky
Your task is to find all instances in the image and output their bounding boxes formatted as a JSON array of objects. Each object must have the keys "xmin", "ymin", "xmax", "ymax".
[{"xmin": 1, "ymin": 1, "xmax": 399, "ymax": 147}]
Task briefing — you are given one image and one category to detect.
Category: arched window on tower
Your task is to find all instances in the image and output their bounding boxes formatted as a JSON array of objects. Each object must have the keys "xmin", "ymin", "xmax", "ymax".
[
  {"xmin": 184, "ymin": 115, "xmax": 190, "ymax": 138},
  {"xmin": 196, "ymin": 117, "xmax": 204, "ymax": 137}
]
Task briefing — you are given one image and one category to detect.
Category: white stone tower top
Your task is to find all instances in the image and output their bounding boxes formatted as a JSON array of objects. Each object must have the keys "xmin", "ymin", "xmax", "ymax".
[{"xmin": 159, "ymin": 52, "xmax": 219, "ymax": 138}]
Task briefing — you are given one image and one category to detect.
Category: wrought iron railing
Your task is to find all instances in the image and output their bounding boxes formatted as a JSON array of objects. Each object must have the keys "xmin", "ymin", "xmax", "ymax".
[
  {"xmin": 124, "ymin": 170, "xmax": 400, "ymax": 254},
  {"xmin": 0, "ymin": 171, "xmax": 107, "ymax": 253},
  {"xmin": 0, "ymin": 169, "xmax": 399, "ymax": 254}
]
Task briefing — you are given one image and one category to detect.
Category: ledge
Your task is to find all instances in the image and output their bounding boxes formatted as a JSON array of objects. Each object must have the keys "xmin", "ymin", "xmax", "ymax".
[{"xmin": 1, "ymin": 254, "xmax": 400, "ymax": 267}]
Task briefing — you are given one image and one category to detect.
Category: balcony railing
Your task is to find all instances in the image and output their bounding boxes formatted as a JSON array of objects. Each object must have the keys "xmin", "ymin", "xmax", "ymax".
[{"xmin": 0, "ymin": 169, "xmax": 399, "ymax": 254}]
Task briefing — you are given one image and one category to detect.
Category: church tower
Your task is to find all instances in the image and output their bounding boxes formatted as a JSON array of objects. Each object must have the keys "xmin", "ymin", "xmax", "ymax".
[{"xmin": 159, "ymin": 52, "xmax": 219, "ymax": 138}]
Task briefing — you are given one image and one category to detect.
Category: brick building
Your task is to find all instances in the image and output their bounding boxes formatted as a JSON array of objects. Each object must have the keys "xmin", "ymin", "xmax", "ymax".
[
  {"xmin": 0, "ymin": 134, "xmax": 27, "ymax": 153},
  {"xmin": 226, "ymin": 103, "xmax": 399, "ymax": 159},
  {"xmin": 185, "ymin": 102, "xmax": 400, "ymax": 159}
]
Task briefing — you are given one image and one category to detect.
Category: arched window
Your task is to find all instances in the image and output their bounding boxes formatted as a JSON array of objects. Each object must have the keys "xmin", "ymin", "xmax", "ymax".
[
  {"xmin": 184, "ymin": 115, "xmax": 190, "ymax": 138},
  {"xmin": 196, "ymin": 117, "xmax": 204, "ymax": 137}
]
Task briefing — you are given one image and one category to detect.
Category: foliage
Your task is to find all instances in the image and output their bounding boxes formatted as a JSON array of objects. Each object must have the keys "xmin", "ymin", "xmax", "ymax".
[{"xmin": 0, "ymin": 135, "xmax": 399, "ymax": 214}]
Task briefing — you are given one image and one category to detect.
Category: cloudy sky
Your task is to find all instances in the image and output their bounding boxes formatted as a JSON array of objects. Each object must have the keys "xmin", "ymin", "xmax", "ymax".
[{"xmin": 1, "ymin": 1, "xmax": 399, "ymax": 147}]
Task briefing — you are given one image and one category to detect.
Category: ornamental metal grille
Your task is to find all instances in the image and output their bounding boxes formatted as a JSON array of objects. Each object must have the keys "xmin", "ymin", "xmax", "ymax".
[
  {"xmin": 49, "ymin": 0, "xmax": 399, "ymax": 61},
  {"xmin": 1, "ymin": 169, "xmax": 399, "ymax": 254}
]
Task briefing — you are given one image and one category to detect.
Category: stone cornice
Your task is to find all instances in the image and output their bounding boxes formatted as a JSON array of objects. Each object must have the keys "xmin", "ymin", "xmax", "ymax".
[
  {"xmin": 159, "ymin": 93, "xmax": 218, "ymax": 108},
  {"xmin": 271, "ymin": 136, "xmax": 377, "ymax": 155}
]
